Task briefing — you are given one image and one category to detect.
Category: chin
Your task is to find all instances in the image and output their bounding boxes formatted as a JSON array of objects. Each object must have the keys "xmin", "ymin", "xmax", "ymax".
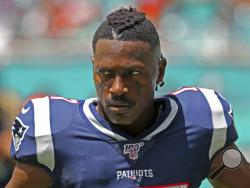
[
  {"xmin": 109, "ymin": 115, "xmax": 135, "ymax": 126},
  {"xmin": 105, "ymin": 107, "xmax": 136, "ymax": 125}
]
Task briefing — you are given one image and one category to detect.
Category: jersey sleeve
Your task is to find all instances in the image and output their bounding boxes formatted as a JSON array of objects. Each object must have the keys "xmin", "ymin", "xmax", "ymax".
[
  {"xmin": 199, "ymin": 88, "xmax": 238, "ymax": 159},
  {"xmin": 172, "ymin": 87, "xmax": 238, "ymax": 160},
  {"xmin": 214, "ymin": 91, "xmax": 238, "ymax": 146},
  {"xmin": 10, "ymin": 97, "xmax": 55, "ymax": 173}
]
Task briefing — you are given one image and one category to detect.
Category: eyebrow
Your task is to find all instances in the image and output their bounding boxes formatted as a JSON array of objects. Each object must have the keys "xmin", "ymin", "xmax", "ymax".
[{"xmin": 123, "ymin": 64, "xmax": 146, "ymax": 69}]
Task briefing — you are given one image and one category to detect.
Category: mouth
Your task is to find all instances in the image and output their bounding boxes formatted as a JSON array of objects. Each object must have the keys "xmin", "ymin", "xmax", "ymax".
[{"xmin": 107, "ymin": 103, "xmax": 132, "ymax": 114}]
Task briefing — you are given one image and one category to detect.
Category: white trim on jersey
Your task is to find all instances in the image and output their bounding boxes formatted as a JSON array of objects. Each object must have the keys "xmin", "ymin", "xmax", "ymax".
[
  {"xmin": 143, "ymin": 98, "xmax": 178, "ymax": 140},
  {"xmin": 200, "ymin": 88, "xmax": 228, "ymax": 159},
  {"xmin": 83, "ymin": 98, "xmax": 128, "ymax": 141},
  {"xmin": 32, "ymin": 97, "xmax": 55, "ymax": 171},
  {"xmin": 83, "ymin": 98, "xmax": 178, "ymax": 141}
]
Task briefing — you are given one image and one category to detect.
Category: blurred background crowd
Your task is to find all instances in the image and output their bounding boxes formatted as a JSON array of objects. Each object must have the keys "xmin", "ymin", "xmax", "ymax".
[{"xmin": 0, "ymin": 0, "xmax": 250, "ymax": 187}]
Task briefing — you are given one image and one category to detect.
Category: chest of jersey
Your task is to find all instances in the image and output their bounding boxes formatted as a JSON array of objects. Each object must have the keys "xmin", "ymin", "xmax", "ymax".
[
  {"xmin": 11, "ymin": 91, "xmax": 237, "ymax": 188},
  {"xmin": 51, "ymin": 119, "xmax": 207, "ymax": 188}
]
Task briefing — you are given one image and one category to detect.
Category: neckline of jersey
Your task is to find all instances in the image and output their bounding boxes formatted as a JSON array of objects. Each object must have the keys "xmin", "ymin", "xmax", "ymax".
[{"xmin": 82, "ymin": 97, "xmax": 178, "ymax": 141}]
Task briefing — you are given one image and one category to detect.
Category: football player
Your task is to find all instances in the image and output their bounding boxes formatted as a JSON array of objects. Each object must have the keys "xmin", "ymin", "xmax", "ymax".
[{"xmin": 6, "ymin": 7, "xmax": 250, "ymax": 188}]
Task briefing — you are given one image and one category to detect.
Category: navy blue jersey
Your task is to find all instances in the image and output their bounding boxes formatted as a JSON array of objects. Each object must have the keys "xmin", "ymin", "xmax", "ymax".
[{"xmin": 10, "ymin": 87, "xmax": 237, "ymax": 188}]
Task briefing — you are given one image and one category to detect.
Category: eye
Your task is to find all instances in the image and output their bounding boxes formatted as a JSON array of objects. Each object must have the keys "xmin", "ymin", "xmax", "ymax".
[
  {"xmin": 102, "ymin": 70, "xmax": 112, "ymax": 75},
  {"xmin": 123, "ymin": 70, "xmax": 141, "ymax": 78},
  {"xmin": 97, "ymin": 69, "xmax": 113, "ymax": 76},
  {"xmin": 128, "ymin": 70, "xmax": 141, "ymax": 76}
]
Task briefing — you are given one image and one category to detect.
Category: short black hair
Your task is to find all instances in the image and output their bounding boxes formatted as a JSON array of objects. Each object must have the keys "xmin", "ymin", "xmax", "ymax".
[{"xmin": 92, "ymin": 7, "xmax": 160, "ymax": 52}]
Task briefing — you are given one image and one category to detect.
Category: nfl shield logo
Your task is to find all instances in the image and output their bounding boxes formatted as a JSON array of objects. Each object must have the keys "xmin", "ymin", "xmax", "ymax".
[
  {"xmin": 123, "ymin": 142, "xmax": 144, "ymax": 160},
  {"xmin": 12, "ymin": 117, "xmax": 29, "ymax": 151}
]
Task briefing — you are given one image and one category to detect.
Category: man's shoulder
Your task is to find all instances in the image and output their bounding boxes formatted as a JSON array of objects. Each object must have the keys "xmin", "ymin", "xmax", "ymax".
[
  {"xmin": 10, "ymin": 96, "xmax": 89, "ymax": 172},
  {"xmin": 23, "ymin": 95, "xmax": 82, "ymax": 113},
  {"xmin": 49, "ymin": 95, "xmax": 81, "ymax": 108},
  {"xmin": 157, "ymin": 87, "xmax": 215, "ymax": 111},
  {"xmin": 23, "ymin": 96, "xmax": 83, "ymax": 129},
  {"xmin": 165, "ymin": 86, "xmax": 233, "ymax": 130},
  {"xmin": 169, "ymin": 86, "xmax": 219, "ymax": 99},
  {"xmin": 11, "ymin": 95, "xmax": 86, "ymax": 149},
  {"xmin": 167, "ymin": 86, "xmax": 231, "ymax": 108},
  {"xmin": 167, "ymin": 87, "xmax": 237, "ymax": 160}
]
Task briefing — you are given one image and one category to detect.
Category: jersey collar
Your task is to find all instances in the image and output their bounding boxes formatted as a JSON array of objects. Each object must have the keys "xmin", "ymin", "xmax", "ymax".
[{"xmin": 82, "ymin": 97, "xmax": 178, "ymax": 141}]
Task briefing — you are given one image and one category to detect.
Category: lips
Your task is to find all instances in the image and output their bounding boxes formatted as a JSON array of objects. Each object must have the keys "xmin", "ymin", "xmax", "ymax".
[{"xmin": 107, "ymin": 102, "xmax": 132, "ymax": 114}]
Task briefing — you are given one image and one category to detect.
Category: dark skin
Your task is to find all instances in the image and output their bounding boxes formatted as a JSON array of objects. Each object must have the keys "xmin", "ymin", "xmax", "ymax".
[
  {"xmin": 92, "ymin": 39, "xmax": 165, "ymax": 135},
  {"xmin": 208, "ymin": 144, "xmax": 250, "ymax": 187},
  {"xmin": 5, "ymin": 39, "xmax": 250, "ymax": 188}
]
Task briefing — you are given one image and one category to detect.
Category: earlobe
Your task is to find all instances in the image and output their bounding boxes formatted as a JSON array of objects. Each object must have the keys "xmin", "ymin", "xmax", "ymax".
[{"xmin": 156, "ymin": 56, "xmax": 167, "ymax": 84}]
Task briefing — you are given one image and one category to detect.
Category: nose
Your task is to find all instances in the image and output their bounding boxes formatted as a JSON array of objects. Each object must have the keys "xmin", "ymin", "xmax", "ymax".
[{"xmin": 109, "ymin": 76, "xmax": 128, "ymax": 96}]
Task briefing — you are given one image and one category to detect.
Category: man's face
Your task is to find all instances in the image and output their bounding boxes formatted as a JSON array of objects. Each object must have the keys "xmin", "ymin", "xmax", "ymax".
[{"xmin": 92, "ymin": 39, "xmax": 163, "ymax": 125}]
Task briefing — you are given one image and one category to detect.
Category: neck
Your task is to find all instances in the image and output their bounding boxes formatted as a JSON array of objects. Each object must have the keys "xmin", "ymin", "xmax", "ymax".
[
  {"xmin": 116, "ymin": 103, "xmax": 156, "ymax": 136},
  {"xmin": 97, "ymin": 101, "xmax": 157, "ymax": 136}
]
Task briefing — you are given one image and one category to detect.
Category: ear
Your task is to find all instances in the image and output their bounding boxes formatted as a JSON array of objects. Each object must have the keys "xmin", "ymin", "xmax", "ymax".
[
  {"xmin": 156, "ymin": 56, "xmax": 167, "ymax": 84},
  {"xmin": 91, "ymin": 56, "xmax": 95, "ymax": 64}
]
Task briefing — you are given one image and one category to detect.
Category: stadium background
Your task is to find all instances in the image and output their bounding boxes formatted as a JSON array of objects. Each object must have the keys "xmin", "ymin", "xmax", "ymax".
[{"xmin": 0, "ymin": 0, "xmax": 249, "ymax": 187}]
